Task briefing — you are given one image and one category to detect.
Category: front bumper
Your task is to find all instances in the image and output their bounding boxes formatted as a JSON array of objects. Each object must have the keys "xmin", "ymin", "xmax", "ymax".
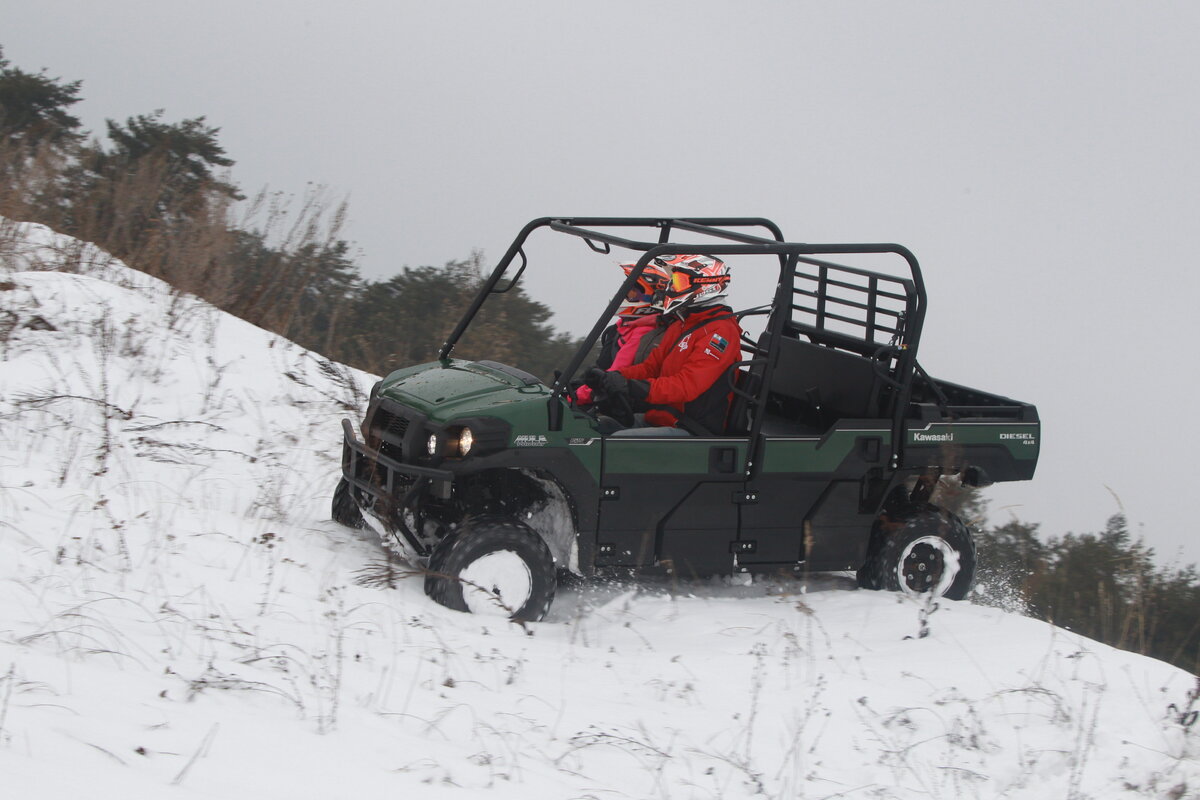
[
  {"xmin": 341, "ymin": 418, "xmax": 453, "ymax": 490},
  {"xmin": 341, "ymin": 418, "xmax": 453, "ymax": 557}
]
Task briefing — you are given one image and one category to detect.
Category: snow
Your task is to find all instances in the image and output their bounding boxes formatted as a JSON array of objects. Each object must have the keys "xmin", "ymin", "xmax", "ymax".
[
  {"xmin": 458, "ymin": 550, "xmax": 534, "ymax": 616},
  {"xmin": 1, "ymin": 218, "xmax": 1197, "ymax": 799}
]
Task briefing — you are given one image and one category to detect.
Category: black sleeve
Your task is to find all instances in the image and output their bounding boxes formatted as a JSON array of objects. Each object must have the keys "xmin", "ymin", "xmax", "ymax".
[{"xmin": 595, "ymin": 324, "xmax": 619, "ymax": 371}]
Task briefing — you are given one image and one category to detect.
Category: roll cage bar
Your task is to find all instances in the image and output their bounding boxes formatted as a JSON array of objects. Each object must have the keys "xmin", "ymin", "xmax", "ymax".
[{"xmin": 436, "ymin": 217, "xmax": 927, "ymax": 471}]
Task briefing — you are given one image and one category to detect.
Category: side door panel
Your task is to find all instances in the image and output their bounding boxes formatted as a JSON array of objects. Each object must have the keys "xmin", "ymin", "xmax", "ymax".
[
  {"xmin": 597, "ymin": 437, "xmax": 747, "ymax": 575},
  {"xmin": 739, "ymin": 428, "xmax": 889, "ymax": 568}
]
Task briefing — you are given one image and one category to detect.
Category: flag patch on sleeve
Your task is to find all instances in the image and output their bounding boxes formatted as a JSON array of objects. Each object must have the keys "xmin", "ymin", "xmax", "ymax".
[{"xmin": 704, "ymin": 333, "xmax": 729, "ymax": 359}]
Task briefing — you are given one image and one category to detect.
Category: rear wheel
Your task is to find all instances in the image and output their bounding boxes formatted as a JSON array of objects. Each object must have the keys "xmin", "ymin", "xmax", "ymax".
[
  {"xmin": 425, "ymin": 516, "xmax": 556, "ymax": 621},
  {"xmin": 332, "ymin": 478, "xmax": 366, "ymax": 529},
  {"xmin": 856, "ymin": 525, "xmax": 887, "ymax": 590},
  {"xmin": 861, "ymin": 506, "xmax": 976, "ymax": 600}
]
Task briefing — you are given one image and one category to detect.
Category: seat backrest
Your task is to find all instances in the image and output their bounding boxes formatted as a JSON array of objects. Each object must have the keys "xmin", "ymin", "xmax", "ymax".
[{"xmin": 762, "ymin": 333, "xmax": 882, "ymax": 421}]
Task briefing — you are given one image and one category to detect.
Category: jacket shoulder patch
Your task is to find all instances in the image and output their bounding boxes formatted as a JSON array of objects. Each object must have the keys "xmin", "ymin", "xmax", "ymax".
[{"xmin": 704, "ymin": 333, "xmax": 729, "ymax": 359}]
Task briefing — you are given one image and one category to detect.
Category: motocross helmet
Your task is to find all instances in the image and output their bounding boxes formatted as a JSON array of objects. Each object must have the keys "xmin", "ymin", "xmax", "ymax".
[
  {"xmin": 616, "ymin": 259, "xmax": 671, "ymax": 317},
  {"xmin": 656, "ymin": 254, "xmax": 730, "ymax": 312}
]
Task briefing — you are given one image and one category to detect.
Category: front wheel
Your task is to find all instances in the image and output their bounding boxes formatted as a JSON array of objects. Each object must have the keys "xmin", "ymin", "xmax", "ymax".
[
  {"xmin": 425, "ymin": 516, "xmax": 556, "ymax": 622},
  {"xmin": 332, "ymin": 478, "xmax": 366, "ymax": 529},
  {"xmin": 862, "ymin": 507, "xmax": 976, "ymax": 600}
]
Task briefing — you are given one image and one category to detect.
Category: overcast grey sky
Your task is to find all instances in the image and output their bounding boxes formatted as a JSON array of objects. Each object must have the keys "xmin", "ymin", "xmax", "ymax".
[{"xmin": 6, "ymin": 1, "xmax": 1200, "ymax": 563}]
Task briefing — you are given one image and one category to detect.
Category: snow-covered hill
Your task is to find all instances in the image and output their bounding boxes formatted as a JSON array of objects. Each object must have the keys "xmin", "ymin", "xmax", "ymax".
[{"xmin": 1, "ymin": 219, "xmax": 1196, "ymax": 799}]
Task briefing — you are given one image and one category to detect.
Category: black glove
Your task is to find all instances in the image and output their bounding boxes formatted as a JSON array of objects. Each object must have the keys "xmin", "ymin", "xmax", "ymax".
[
  {"xmin": 599, "ymin": 370, "xmax": 628, "ymax": 397},
  {"xmin": 583, "ymin": 367, "xmax": 609, "ymax": 391},
  {"xmin": 601, "ymin": 371, "xmax": 649, "ymax": 404}
]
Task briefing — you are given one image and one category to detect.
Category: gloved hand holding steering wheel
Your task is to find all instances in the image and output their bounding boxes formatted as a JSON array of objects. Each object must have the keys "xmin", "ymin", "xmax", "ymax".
[{"xmin": 583, "ymin": 367, "xmax": 649, "ymax": 428}]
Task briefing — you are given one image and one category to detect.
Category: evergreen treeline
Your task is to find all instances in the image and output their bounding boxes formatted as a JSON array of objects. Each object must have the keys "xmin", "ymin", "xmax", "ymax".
[
  {"xmin": 0, "ymin": 46, "xmax": 577, "ymax": 382},
  {"xmin": 2, "ymin": 49, "xmax": 1197, "ymax": 675},
  {"xmin": 938, "ymin": 473, "xmax": 1199, "ymax": 675},
  {"xmin": 970, "ymin": 501, "xmax": 1199, "ymax": 675}
]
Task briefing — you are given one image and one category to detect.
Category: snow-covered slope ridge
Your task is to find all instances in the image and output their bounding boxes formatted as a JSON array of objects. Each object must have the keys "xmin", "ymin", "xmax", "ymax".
[{"xmin": 0, "ymin": 218, "xmax": 1197, "ymax": 800}]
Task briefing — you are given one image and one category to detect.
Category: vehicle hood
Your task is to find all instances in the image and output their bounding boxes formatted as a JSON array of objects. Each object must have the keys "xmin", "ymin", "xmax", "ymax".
[{"xmin": 378, "ymin": 359, "xmax": 550, "ymax": 421}]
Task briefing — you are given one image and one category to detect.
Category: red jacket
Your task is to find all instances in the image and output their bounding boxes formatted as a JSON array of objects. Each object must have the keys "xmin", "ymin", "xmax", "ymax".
[{"xmin": 619, "ymin": 305, "xmax": 741, "ymax": 431}]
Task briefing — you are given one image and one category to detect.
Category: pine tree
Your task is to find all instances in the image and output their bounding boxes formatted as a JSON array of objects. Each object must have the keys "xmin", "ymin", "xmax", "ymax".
[
  {"xmin": 100, "ymin": 112, "xmax": 240, "ymax": 208},
  {"xmin": 0, "ymin": 46, "xmax": 86, "ymax": 221},
  {"xmin": 57, "ymin": 111, "xmax": 244, "ymax": 290},
  {"xmin": 0, "ymin": 46, "xmax": 83, "ymax": 152}
]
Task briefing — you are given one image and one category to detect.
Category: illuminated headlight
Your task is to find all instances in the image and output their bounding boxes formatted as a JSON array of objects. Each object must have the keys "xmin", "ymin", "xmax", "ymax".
[
  {"xmin": 457, "ymin": 427, "xmax": 474, "ymax": 456},
  {"xmin": 428, "ymin": 427, "xmax": 474, "ymax": 458}
]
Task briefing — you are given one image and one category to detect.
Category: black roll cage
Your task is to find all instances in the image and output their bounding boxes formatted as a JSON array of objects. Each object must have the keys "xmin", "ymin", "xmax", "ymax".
[{"xmin": 436, "ymin": 217, "xmax": 927, "ymax": 472}]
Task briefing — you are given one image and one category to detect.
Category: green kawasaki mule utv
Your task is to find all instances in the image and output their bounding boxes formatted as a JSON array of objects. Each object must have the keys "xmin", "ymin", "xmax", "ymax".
[{"xmin": 334, "ymin": 218, "xmax": 1040, "ymax": 621}]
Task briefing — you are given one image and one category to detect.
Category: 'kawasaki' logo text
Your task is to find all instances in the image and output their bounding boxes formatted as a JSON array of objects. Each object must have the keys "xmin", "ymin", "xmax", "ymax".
[{"xmin": 913, "ymin": 432, "xmax": 954, "ymax": 443}]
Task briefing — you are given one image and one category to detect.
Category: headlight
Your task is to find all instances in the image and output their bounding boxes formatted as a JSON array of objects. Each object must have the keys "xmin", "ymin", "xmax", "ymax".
[
  {"xmin": 424, "ymin": 422, "xmax": 489, "ymax": 460},
  {"xmin": 427, "ymin": 427, "xmax": 474, "ymax": 458},
  {"xmin": 457, "ymin": 427, "xmax": 474, "ymax": 456}
]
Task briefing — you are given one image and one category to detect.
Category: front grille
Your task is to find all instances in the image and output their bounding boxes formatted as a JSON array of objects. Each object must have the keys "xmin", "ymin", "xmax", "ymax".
[
  {"xmin": 379, "ymin": 410, "xmax": 409, "ymax": 438},
  {"xmin": 371, "ymin": 404, "xmax": 412, "ymax": 463}
]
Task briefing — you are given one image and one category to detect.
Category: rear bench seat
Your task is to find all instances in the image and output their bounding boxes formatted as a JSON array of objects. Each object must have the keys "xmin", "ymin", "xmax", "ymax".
[{"xmin": 727, "ymin": 333, "xmax": 886, "ymax": 435}]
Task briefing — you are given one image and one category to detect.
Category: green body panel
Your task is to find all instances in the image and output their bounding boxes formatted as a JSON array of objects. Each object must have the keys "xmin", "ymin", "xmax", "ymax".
[
  {"xmin": 374, "ymin": 362, "xmax": 1038, "ymax": 488},
  {"xmin": 906, "ymin": 421, "xmax": 1040, "ymax": 462},
  {"xmin": 759, "ymin": 428, "xmax": 891, "ymax": 474},
  {"xmin": 604, "ymin": 438, "xmax": 749, "ymax": 475},
  {"xmin": 378, "ymin": 360, "xmax": 603, "ymax": 481}
]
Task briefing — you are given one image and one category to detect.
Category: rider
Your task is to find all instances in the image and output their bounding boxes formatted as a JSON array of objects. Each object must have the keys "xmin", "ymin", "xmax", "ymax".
[
  {"xmin": 588, "ymin": 255, "xmax": 740, "ymax": 435},
  {"xmin": 574, "ymin": 259, "xmax": 670, "ymax": 406}
]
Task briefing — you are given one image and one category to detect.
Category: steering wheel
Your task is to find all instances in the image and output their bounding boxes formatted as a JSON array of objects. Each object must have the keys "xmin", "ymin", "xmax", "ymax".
[{"xmin": 571, "ymin": 372, "xmax": 636, "ymax": 429}]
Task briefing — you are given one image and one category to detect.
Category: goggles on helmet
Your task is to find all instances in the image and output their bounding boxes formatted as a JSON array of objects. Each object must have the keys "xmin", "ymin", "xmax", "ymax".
[
  {"xmin": 652, "ymin": 255, "xmax": 730, "ymax": 309},
  {"xmin": 616, "ymin": 261, "xmax": 671, "ymax": 316}
]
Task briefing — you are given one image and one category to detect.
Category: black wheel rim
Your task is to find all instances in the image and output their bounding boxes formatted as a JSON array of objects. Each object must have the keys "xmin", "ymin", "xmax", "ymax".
[{"xmin": 898, "ymin": 535, "xmax": 957, "ymax": 595}]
